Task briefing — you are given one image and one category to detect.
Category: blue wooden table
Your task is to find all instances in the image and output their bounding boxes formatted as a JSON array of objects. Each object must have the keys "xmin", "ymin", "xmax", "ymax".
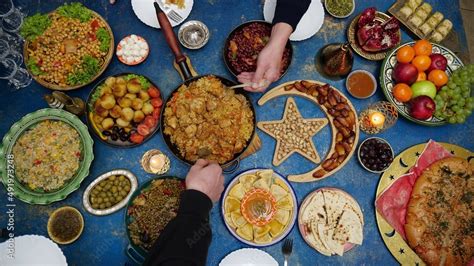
[{"xmin": 1, "ymin": 0, "xmax": 472, "ymax": 265}]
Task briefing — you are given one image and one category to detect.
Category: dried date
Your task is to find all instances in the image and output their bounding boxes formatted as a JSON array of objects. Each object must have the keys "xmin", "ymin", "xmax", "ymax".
[{"xmin": 312, "ymin": 169, "xmax": 326, "ymax": 178}]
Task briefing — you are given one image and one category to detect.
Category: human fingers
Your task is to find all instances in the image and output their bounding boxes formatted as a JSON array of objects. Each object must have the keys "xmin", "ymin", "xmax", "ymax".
[
  {"xmin": 251, "ymin": 65, "xmax": 266, "ymax": 86},
  {"xmin": 237, "ymin": 72, "xmax": 253, "ymax": 83},
  {"xmin": 194, "ymin": 159, "xmax": 209, "ymax": 168}
]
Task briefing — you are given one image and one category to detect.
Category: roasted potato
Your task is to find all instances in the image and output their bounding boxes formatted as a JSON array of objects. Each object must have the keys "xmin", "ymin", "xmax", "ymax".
[
  {"xmin": 132, "ymin": 98, "xmax": 143, "ymax": 110},
  {"xmin": 113, "ymin": 83, "xmax": 127, "ymax": 97},
  {"xmin": 99, "ymin": 85, "xmax": 112, "ymax": 97},
  {"xmin": 127, "ymin": 78, "xmax": 141, "ymax": 93},
  {"xmin": 104, "ymin": 76, "xmax": 116, "ymax": 87},
  {"xmin": 93, "ymin": 113, "xmax": 104, "ymax": 125},
  {"xmin": 99, "ymin": 94, "xmax": 116, "ymax": 110},
  {"xmin": 139, "ymin": 90, "xmax": 150, "ymax": 101},
  {"xmin": 116, "ymin": 77, "xmax": 126, "ymax": 85},
  {"xmin": 118, "ymin": 97, "xmax": 132, "ymax": 108},
  {"xmin": 101, "ymin": 118, "xmax": 114, "ymax": 130},
  {"xmin": 94, "ymin": 101, "xmax": 109, "ymax": 117},
  {"xmin": 133, "ymin": 110, "xmax": 145, "ymax": 123},
  {"xmin": 121, "ymin": 107, "xmax": 134, "ymax": 122},
  {"xmin": 110, "ymin": 105, "xmax": 122, "ymax": 118},
  {"xmin": 116, "ymin": 118, "xmax": 130, "ymax": 127},
  {"xmin": 142, "ymin": 102, "xmax": 154, "ymax": 115},
  {"xmin": 124, "ymin": 93, "xmax": 137, "ymax": 100}
]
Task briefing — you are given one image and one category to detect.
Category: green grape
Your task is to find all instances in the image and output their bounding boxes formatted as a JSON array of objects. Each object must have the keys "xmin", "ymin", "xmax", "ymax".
[
  {"xmin": 452, "ymin": 77, "xmax": 461, "ymax": 84},
  {"xmin": 453, "ymin": 87, "xmax": 461, "ymax": 95},
  {"xmin": 449, "ymin": 100, "xmax": 457, "ymax": 106},
  {"xmin": 434, "ymin": 95, "xmax": 442, "ymax": 101},
  {"xmin": 434, "ymin": 110, "xmax": 442, "ymax": 117},
  {"xmin": 447, "ymin": 90, "xmax": 455, "ymax": 97},
  {"xmin": 458, "ymin": 98, "xmax": 466, "ymax": 107},
  {"xmin": 453, "ymin": 94, "xmax": 462, "ymax": 101},
  {"xmin": 439, "ymin": 91, "xmax": 448, "ymax": 99},
  {"xmin": 456, "ymin": 114, "xmax": 466, "ymax": 124},
  {"xmin": 448, "ymin": 82, "xmax": 457, "ymax": 89},
  {"xmin": 466, "ymin": 102, "xmax": 474, "ymax": 110},
  {"xmin": 467, "ymin": 97, "xmax": 474, "ymax": 104},
  {"xmin": 448, "ymin": 116, "xmax": 457, "ymax": 124},
  {"xmin": 452, "ymin": 105, "xmax": 461, "ymax": 113},
  {"xmin": 440, "ymin": 86, "xmax": 448, "ymax": 92},
  {"xmin": 465, "ymin": 109, "xmax": 472, "ymax": 116},
  {"xmin": 462, "ymin": 91, "xmax": 470, "ymax": 98}
]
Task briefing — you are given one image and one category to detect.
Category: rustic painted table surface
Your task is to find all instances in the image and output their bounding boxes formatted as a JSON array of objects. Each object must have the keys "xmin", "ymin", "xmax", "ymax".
[{"xmin": 0, "ymin": 0, "xmax": 472, "ymax": 265}]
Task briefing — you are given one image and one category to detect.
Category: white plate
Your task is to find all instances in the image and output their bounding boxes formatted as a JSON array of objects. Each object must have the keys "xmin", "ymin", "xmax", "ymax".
[
  {"xmin": 219, "ymin": 248, "xmax": 278, "ymax": 266},
  {"xmin": 0, "ymin": 235, "xmax": 67, "ymax": 265},
  {"xmin": 131, "ymin": 0, "xmax": 194, "ymax": 28},
  {"xmin": 221, "ymin": 168, "xmax": 298, "ymax": 247},
  {"xmin": 263, "ymin": 0, "xmax": 325, "ymax": 41}
]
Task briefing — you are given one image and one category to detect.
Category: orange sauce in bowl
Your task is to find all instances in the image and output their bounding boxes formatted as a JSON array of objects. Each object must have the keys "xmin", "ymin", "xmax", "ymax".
[{"xmin": 347, "ymin": 71, "xmax": 376, "ymax": 98}]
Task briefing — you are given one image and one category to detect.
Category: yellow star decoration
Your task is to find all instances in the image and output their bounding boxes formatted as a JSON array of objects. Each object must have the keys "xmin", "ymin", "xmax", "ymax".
[{"xmin": 257, "ymin": 97, "xmax": 328, "ymax": 166}]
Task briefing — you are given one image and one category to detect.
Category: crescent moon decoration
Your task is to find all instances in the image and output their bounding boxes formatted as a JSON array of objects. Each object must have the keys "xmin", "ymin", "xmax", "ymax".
[
  {"xmin": 385, "ymin": 229, "xmax": 396, "ymax": 237},
  {"xmin": 399, "ymin": 158, "xmax": 409, "ymax": 168},
  {"xmin": 258, "ymin": 80, "xmax": 360, "ymax": 182}
]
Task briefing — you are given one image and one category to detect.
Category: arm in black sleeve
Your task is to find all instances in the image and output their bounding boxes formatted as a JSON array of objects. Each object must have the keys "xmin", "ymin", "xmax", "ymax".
[
  {"xmin": 272, "ymin": 0, "xmax": 311, "ymax": 31},
  {"xmin": 144, "ymin": 189, "xmax": 213, "ymax": 266}
]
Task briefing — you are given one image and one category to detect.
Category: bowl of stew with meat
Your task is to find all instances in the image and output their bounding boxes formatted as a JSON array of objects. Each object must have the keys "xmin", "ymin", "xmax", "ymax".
[{"xmin": 223, "ymin": 21, "xmax": 293, "ymax": 79}]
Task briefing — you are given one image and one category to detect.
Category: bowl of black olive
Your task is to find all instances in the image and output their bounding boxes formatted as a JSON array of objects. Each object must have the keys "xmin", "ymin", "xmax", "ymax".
[{"xmin": 358, "ymin": 137, "xmax": 394, "ymax": 173}]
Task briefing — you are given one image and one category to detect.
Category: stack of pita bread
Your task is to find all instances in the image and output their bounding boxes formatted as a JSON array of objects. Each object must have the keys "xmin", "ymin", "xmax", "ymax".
[{"xmin": 299, "ymin": 188, "xmax": 364, "ymax": 256}]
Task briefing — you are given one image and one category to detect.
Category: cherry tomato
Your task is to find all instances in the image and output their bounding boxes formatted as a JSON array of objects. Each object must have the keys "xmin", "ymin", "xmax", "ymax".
[
  {"xmin": 151, "ymin": 98, "xmax": 162, "ymax": 108},
  {"xmin": 152, "ymin": 108, "xmax": 161, "ymax": 119},
  {"xmin": 137, "ymin": 124, "xmax": 150, "ymax": 136},
  {"xmin": 144, "ymin": 116, "xmax": 156, "ymax": 129},
  {"xmin": 148, "ymin": 87, "xmax": 161, "ymax": 98},
  {"xmin": 130, "ymin": 133, "xmax": 144, "ymax": 144}
]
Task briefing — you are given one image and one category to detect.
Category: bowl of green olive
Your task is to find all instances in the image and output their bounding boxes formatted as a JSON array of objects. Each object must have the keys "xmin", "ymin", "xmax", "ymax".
[{"xmin": 82, "ymin": 169, "xmax": 138, "ymax": 216}]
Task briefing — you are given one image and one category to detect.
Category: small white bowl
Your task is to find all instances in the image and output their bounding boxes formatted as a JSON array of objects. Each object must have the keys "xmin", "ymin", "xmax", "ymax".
[
  {"xmin": 345, "ymin": 70, "xmax": 377, "ymax": 99},
  {"xmin": 324, "ymin": 0, "xmax": 355, "ymax": 19}
]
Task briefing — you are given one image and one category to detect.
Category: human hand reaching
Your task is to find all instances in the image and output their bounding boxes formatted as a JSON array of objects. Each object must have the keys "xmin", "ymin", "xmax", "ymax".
[
  {"xmin": 185, "ymin": 159, "xmax": 224, "ymax": 203},
  {"xmin": 237, "ymin": 23, "xmax": 293, "ymax": 93}
]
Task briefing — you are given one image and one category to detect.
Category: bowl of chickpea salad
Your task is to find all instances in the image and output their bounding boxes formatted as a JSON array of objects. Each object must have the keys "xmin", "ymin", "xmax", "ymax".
[{"xmin": 20, "ymin": 2, "xmax": 114, "ymax": 90}]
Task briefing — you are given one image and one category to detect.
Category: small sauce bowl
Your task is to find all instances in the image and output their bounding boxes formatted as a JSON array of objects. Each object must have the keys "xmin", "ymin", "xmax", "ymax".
[{"xmin": 346, "ymin": 70, "xmax": 377, "ymax": 99}]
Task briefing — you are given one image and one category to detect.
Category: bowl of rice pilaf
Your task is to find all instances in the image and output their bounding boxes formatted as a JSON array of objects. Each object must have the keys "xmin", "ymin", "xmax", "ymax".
[{"xmin": 0, "ymin": 109, "xmax": 94, "ymax": 204}]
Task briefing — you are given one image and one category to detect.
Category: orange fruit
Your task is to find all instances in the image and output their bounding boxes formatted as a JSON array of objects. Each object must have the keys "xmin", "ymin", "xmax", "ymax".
[
  {"xmin": 428, "ymin": 69, "xmax": 448, "ymax": 87},
  {"xmin": 413, "ymin": 39, "xmax": 432, "ymax": 56},
  {"xmin": 412, "ymin": 55, "xmax": 431, "ymax": 72},
  {"xmin": 416, "ymin": 71, "xmax": 427, "ymax": 81},
  {"xmin": 392, "ymin": 83, "xmax": 413, "ymax": 102},
  {"xmin": 396, "ymin": 46, "xmax": 416, "ymax": 63}
]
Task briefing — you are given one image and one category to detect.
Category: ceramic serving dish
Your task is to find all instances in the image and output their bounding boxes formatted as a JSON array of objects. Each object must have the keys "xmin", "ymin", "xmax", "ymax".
[
  {"xmin": 0, "ymin": 108, "xmax": 94, "ymax": 204},
  {"xmin": 380, "ymin": 41, "xmax": 464, "ymax": 126},
  {"xmin": 82, "ymin": 169, "xmax": 138, "ymax": 216}
]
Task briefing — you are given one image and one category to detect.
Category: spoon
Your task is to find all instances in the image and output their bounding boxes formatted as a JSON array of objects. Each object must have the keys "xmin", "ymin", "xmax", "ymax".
[{"xmin": 229, "ymin": 80, "xmax": 269, "ymax": 90}]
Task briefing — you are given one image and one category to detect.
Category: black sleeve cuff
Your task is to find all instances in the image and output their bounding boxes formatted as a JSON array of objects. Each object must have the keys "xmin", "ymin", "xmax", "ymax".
[
  {"xmin": 178, "ymin": 190, "xmax": 212, "ymax": 218},
  {"xmin": 272, "ymin": 0, "xmax": 311, "ymax": 31}
]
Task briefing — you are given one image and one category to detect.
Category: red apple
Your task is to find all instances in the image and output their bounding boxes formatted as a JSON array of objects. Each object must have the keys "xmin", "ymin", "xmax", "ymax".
[
  {"xmin": 409, "ymin": 96, "xmax": 436, "ymax": 120},
  {"xmin": 392, "ymin": 63, "xmax": 418, "ymax": 85},
  {"xmin": 427, "ymin": 54, "xmax": 447, "ymax": 73}
]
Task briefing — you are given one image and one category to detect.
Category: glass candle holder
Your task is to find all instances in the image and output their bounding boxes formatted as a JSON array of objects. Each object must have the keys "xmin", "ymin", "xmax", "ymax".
[{"xmin": 359, "ymin": 101, "xmax": 398, "ymax": 134}]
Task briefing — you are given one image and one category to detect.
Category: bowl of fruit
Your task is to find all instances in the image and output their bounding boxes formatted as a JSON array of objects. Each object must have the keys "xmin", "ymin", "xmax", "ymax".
[{"xmin": 380, "ymin": 39, "xmax": 473, "ymax": 126}]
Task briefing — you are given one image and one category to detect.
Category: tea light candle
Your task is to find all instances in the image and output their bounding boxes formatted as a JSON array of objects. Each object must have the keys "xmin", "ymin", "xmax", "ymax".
[{"xmin": 369, "ymin": 111, "xmax": 385, "ymax": 127}]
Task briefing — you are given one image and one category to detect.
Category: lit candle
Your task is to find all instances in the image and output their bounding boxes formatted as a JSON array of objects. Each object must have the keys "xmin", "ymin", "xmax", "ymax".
[{"xmin": 369, "ymin": 111, "xmax": 385, "ymax": 127}]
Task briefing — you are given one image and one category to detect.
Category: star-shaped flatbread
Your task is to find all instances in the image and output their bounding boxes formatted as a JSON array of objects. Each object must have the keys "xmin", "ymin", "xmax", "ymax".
[{"xmin": 257, "ymin": 97, "xmax": 328, "ymax": 166}]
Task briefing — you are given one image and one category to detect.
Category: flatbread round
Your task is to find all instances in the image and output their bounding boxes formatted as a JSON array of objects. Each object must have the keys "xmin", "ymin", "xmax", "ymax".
[{"xmin": 405, "ymin": 157, "xmax": 474, "ymax": 265}]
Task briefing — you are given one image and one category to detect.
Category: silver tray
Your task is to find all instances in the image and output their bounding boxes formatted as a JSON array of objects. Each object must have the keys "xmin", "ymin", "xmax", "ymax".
[{"xmin": 82, "ymin": 169, "xmax": 138, "ymax": 216}]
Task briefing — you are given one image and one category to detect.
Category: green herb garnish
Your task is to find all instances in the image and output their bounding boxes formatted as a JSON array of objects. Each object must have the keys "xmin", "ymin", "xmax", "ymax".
[
  {"xmin": 57, "ymin": 2, "xmax": 92, "ymax": 22},
  {"xmin": 20, "ymin": 13, "xmax": 51, "ymax": 41},
  {"xmin": 124, "ymin": 74, "xmax": 151, "ymax": 89},
  {"xmin": 67, "ymin": 55, "xmax": 100, "ymax": 85},
  {"xmin": 26, "ymin": 58, "xmax": 44, "ymax": 76},
  {"xmin": 96, "ymin": 27, "xmax": 111, "ymax": 52}
]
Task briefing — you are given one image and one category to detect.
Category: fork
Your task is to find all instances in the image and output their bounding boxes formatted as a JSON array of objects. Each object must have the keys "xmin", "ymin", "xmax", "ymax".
[
  {"xmin": 282, "ymin": 238, "xmax": 293, "ymax": 266},
  {"xmin": 155, "ymin": 0, "xmax": 183, "ymax": 23}
]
